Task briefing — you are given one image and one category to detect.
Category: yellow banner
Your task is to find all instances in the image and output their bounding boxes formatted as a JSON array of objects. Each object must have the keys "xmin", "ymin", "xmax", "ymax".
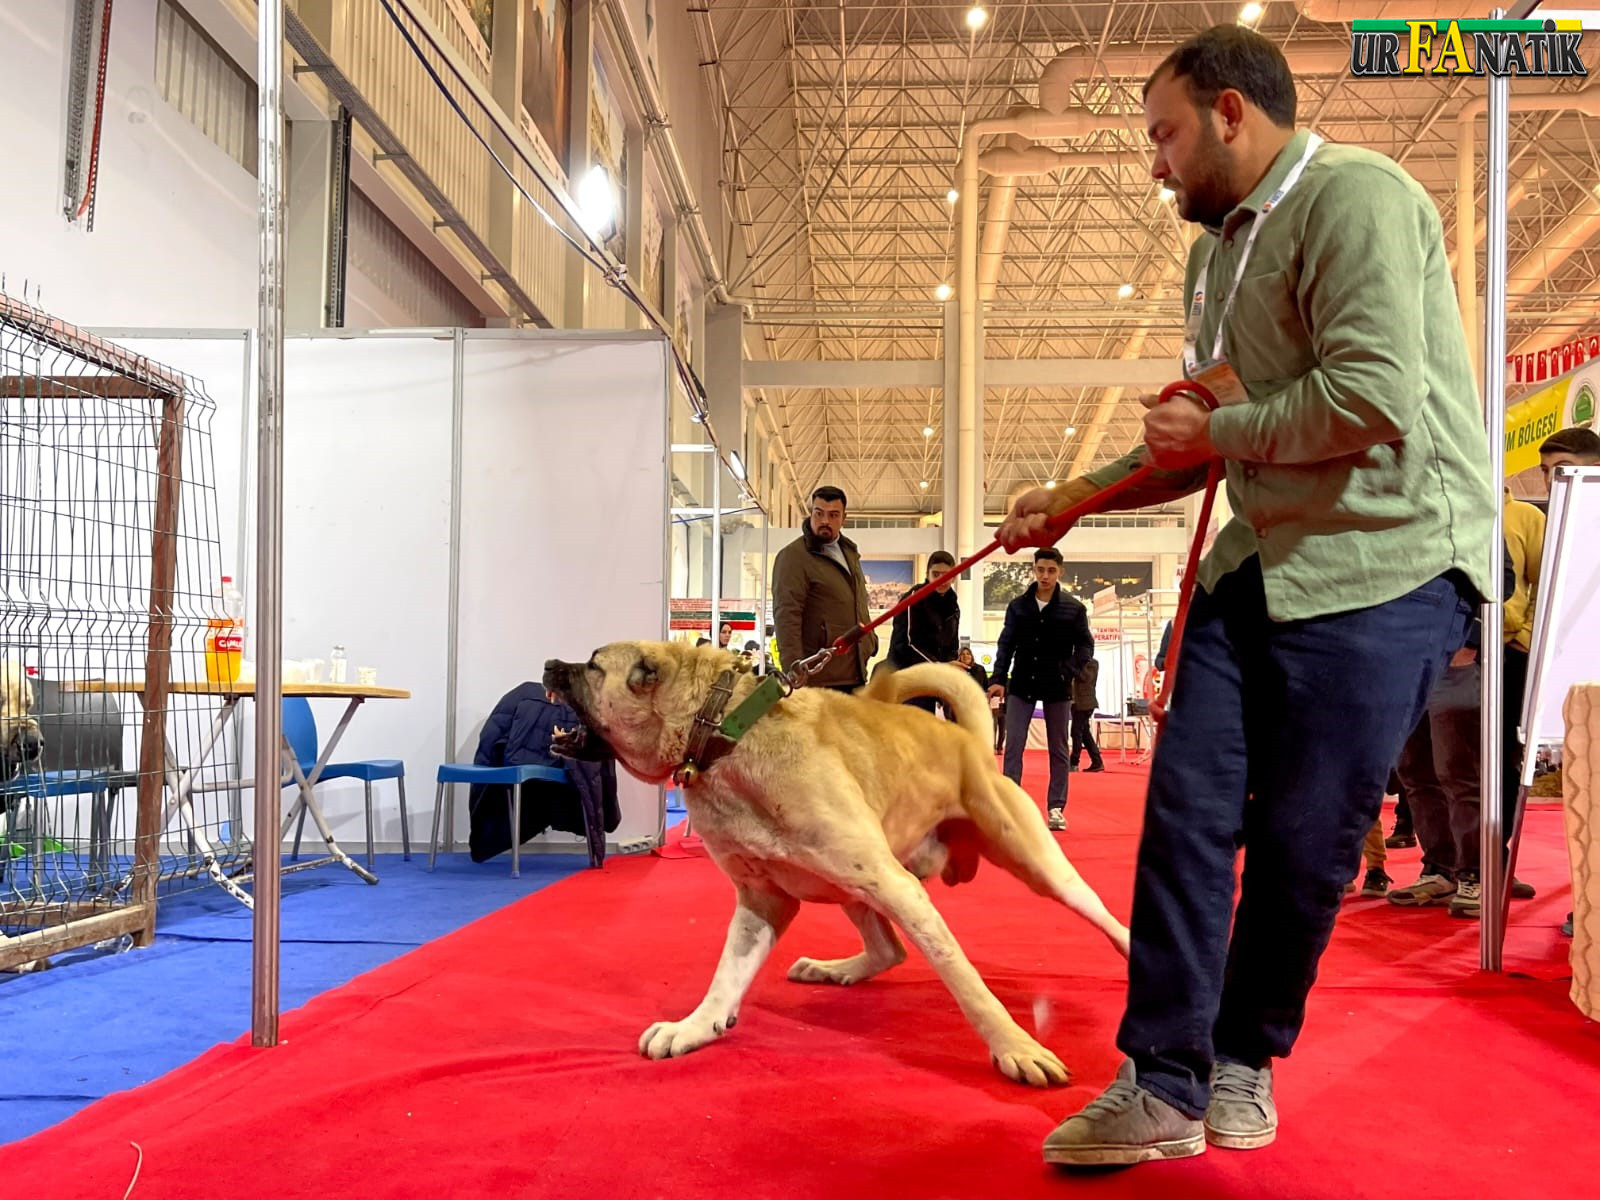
[{"xmin": 1503, "ymin": 360, "xmax": 1600, "ymax": 478}]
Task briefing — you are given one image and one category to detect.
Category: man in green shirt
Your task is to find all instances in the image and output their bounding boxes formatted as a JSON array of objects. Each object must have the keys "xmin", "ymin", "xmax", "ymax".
[{"xmin": 999, "ymin": 26, "xmax": 1496, "ymax": 1168}]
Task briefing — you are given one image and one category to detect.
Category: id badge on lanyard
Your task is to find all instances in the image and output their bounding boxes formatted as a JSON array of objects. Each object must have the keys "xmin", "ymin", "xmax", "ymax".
[{"xmin": 1181, "ymin": 134, "xmax": 1322, "ymax": 408}]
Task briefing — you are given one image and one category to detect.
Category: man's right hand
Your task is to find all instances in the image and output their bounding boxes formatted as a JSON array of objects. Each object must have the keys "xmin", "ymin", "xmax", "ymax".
[
  {"xmin": 987, "ymin": 684, "xmax": 1006, "ymax": 700},
  {"xmin": 997, "ymin": 477, "xmax": 1101, "ymax": 551}
]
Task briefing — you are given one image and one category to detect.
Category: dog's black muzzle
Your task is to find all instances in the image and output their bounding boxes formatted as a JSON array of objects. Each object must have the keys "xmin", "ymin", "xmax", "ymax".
[
  {"xmin": 541, "ymin": 660, "xmax": 611, "ymax": 762},
  {"xmin": 542, "ymin": 659, "xmax": 579, "ymax": 699},
  {"xmin": 4, "ymin": 722, "xmax": 43, "ymax": 774}
]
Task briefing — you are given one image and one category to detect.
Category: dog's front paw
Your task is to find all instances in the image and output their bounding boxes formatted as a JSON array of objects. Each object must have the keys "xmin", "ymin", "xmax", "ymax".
[
  {"xmin": 990, "ymin": 1036, "xmax": 1070, "ymax": 1088},
  {"xmin": 638, "ymin": 1013, "xmax": 732, "ymax": 1060}
]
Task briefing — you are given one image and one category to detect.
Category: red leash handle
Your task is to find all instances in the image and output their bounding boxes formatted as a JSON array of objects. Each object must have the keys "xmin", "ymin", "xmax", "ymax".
[{"xmin": 789, "ymin": 379, "xmax": 1222, "ymax": 688}]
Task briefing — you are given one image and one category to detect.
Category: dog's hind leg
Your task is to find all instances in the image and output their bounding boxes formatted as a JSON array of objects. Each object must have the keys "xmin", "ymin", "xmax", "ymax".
[
  {"xmin": 787, "ymin": 900, "xmax": 906, "ymax": 986},
  {"xmin": 843, "ymin": 856, "xmax": 1069, "ymax": 1087},
  {"xmin": 639, "ymin": 885, "xmax": 799, "ymax": 1061},
  {"xmin": 967, "ymin": 766, "xmax": 1130, "ymax": 959}
]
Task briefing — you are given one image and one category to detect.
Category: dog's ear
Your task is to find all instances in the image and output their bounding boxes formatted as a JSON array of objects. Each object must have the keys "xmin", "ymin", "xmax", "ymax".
[{"xmin": 627, "ymin": 654, "xmax": 660, "ymax": 695}]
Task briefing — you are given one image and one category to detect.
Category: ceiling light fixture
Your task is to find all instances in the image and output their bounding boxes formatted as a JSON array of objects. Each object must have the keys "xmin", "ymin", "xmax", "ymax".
[
  {"xmin": 1239, "ymin": 2, "xmax": 1264, "ymax": 24},
  {"xmin": 919, "ymin": 480, "xmax": 930, "ymax": 489},
  {"xmin": 1045, "ymin": 479, "xmax": 1057, "ymax": 489},
  {"xmin": 923, "ymin": 425, "xmax": 935, "ymax": 437},
  {"xmin": 1065, "ymin": 425, "xmax": 1077, "ymax": 436},
  {"xmin": 728, "ymin": 451, "xmax": 746, "ymax": 482},
  {"xmin": 1117, "ymin": 283, "xmax": 1135, "ymax": 300},
  {"xmin": 1159, "ymin": 186, "xmax": 1175, "ymax": 202},
  {"xmin": 935, "ymin": 283, "xmax": 953, "ymax": 301},
  {"xmin": 947, "ymin": 188, "xmax": 960, "ymax": 204},
  {"xmin": 965, "ymin": 5, "xmax": 987, "ymax": 31}
]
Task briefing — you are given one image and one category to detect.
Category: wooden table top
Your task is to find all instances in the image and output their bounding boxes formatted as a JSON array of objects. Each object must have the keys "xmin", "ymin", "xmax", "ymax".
[{"xmin": 65, "ymin": 681, "xmax": 412, "ymax": 700}]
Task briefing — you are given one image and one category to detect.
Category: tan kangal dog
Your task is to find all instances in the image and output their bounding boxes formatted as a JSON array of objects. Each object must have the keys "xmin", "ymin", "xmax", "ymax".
[{"xmin": 543, "ymin": 641, "xmax": 1130, "ymax": 1087}]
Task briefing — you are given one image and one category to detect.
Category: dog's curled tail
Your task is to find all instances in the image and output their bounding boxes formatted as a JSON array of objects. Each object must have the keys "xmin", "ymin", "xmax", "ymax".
[{"xmin": 862, "ymin": 662, "xmax": 992, "ymax": 746}]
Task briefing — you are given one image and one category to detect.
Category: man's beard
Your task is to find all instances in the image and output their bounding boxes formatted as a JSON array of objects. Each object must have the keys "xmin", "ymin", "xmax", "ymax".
[{"xmin": 1175, "ymin": 123, "xmax": 1235, "ymax": 228}]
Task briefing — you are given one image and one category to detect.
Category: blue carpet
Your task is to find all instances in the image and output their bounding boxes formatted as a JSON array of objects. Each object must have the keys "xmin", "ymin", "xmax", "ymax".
[{"xmin": 1, "ymin": 850, "xmax": 588, "ymax": 1142}]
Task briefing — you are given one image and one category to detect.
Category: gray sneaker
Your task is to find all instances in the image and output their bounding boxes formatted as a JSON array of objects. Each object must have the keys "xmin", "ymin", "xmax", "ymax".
[
  {"xmin": 1042, "ymin": 1059, "xmax": 1205, "ymax": 1167},
  {"xmin": 1047, "ymin": 809, "xmax": 1067, "ymax": 832},
  {"xmin": 1387, "ymin": 872, "xmax": 1456, "ymax": 907},
  {"xmin": 1205, "ymin": 1061, "xmax": 1277, "ymax": 1149},
  {"xmin": 1448, "ymin": 877, "xmax": 1481, "ymax": 919}
]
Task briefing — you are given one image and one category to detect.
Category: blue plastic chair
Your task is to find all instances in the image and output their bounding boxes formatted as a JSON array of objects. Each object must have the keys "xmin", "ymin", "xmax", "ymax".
[
  {"xmin": 427, "ymin": 762, "xmax": 569, "ymax": 879},
  {"xmin": 282, "ymin": 696, "xmax": 409, "ymax": 869},
  {"xmin": 1, "ymin": 771, "xmax": 110, "ymax": 898}
]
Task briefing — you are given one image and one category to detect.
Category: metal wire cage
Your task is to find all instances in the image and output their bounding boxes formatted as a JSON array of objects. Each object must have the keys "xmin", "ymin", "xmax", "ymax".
[{"xmin": 0, "ymin": 292, "xmax": 235, "ymax": 972}]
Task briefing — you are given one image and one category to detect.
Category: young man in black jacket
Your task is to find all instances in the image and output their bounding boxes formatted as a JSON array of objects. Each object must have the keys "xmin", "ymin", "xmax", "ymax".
[
  {"xmin": 987, "ymin": 547, "xmax": 1095, "ymax": 830},
  {"xmin": 888, "ymin": 551, "xmax": 960, "ymax": 714}
]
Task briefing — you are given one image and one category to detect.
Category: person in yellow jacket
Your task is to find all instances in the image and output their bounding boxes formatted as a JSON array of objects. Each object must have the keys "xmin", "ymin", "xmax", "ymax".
[{"xmin": 1501, "ymin": 489, "xmax": 1545, "ymax": 883}]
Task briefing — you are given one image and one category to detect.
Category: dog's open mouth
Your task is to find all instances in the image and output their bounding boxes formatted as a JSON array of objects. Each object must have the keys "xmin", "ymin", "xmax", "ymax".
[{"xmin": 550, "ymin": 721, "xmax": 589, "ymax": 759}]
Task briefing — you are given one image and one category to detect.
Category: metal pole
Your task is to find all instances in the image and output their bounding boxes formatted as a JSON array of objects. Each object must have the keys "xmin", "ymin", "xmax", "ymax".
[
  {"xmin": 710, "ymin": 460, "xmax": 722, "ymax": 645},
  {"xmin": 1144, "ymin": 593, "xmax": 1154, "ymax": 673},
  {"xmin": 758, "ymin": 509, "xmax": 770, "ymax": 665},
  {"xmin": 1116, "ymin": 599, "xmax": 1127, "ymax": 764},
  {"xmin": 1480, "ymin": 12, "xmax": 1511, "ymax": 972},
  {"xmin": 252, "ymin": 0, "xmax": 287, "ymax": 1046},
  {"xmin": 444, "ymin": 328, "xmax": 465, "ymax": 852},
  {"xmin": 956, "ymin": 141, "xmax": 982, "ymax": 641}
]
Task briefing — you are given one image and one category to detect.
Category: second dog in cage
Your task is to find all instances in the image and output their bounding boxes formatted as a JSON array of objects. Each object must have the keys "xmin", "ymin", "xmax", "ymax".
[
  {"xmin": 1, "ymin": 660, "xmax": 42, "ymax": 774},
  {"xmin": 1, "ymin": 659, "xmax": 51, "ymax": 973}
]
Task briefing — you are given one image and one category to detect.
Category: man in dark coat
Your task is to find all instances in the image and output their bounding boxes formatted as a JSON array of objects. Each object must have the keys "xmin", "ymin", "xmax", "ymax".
[
  {"xmin": 987, "ymin": 547, "xmax": 1095, "ymax": 829},
  {"xmin": 467, "ymin": 682, "xmax": 619, "ymax": 867},
  {"xmin": 772, "ymin": 485, "xmax": 878, "ymax": 689},
  {"xmin": 888, "ymin": 550, "xmax": 960, "ymax": 714},
  {"xmin": 1070, "ymin": 654, "xmax": 1106, "ymax": 773}
]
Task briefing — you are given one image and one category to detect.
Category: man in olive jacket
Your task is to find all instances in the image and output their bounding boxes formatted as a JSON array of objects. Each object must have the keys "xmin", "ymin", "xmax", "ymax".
[{"xmin": 772, "ymin": 485, "xmax": 878, "ymax": 690}]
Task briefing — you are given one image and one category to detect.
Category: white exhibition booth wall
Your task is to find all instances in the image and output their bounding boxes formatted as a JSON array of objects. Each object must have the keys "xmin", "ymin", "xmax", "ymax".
[{"xmin": 100, "ymin": 328, "xmax": 671, "ymax": 852}]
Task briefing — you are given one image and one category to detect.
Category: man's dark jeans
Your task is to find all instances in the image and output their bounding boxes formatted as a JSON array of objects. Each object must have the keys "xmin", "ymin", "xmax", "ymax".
[
  {"xmin": 1116, "ymin": 556, "xmax": 1472, "ymax": 1118},
  {"xmin": 1003, "ymin": 697, "xmax": 1071, "ymax": 812}
]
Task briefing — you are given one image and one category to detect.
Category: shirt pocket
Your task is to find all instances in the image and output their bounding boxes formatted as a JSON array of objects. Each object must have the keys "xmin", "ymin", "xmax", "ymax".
[{"xmin": 1225, "ymin": 271, "xmax": 1315, "ymax": 387}]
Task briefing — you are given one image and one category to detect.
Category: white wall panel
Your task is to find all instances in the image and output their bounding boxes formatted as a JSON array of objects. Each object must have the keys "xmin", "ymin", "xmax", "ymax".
[{"xmin": 456, "ymin": 332, "xmax": 669, "ymax": 844}]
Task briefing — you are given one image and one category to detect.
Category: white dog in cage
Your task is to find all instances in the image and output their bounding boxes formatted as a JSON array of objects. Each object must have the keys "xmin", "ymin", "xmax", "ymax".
[
  {"xmin": 1, "ymin": 659, "xmax": 49, "ymax": 973},
  {"xmin": 1, "ymin": 660, "xmax": 42, "ymax": 773}
]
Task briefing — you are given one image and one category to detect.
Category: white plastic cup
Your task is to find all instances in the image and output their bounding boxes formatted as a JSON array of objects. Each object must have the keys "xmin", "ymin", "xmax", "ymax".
[
  {"xmin": 305, "ymin": 658, "xmax": 326, "ymax": 683},
  {"xmin": 357, "ymin": 667, "xmax": 378, "ymax": 686}
]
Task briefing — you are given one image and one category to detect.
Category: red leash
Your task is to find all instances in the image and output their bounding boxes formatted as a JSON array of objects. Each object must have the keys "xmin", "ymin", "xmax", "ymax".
[
  {"xmin": 787, "ymin": 380, "xmax": 1227, "ymax": 707},
  {"xmin": 1149, "ymin": 456, "xmax": 1225, "ymax": 726}
]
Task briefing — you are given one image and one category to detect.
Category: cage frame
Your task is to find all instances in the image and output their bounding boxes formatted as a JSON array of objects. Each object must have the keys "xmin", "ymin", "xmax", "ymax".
[{"xmin": 0, "ymin": 294, "xmax": 188, "ymax": 970}]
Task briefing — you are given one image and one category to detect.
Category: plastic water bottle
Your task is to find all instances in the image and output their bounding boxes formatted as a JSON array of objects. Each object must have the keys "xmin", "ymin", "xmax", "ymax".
[
  {"xmin": 205, "ymin": 576, "xmax": 245, "ymax": 684},
  {"xmin": 329, "ymin": 644, "xmax": 348, "ymax": 685}
]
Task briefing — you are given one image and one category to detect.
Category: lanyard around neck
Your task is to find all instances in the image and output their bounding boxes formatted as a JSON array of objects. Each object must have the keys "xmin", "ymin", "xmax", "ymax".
[{"xmin": 1182, "ymin": 133, "xmax": 1323, "ymax": 374}]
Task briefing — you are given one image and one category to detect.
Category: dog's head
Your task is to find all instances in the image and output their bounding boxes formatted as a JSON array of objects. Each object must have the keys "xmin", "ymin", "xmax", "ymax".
[
  {"xmin": 1, "ymin": 661, "xmax": 43, "ymax": 773},
  {"xmin": 543, "ymin": 641, "xmax": 744, "ymax": 783}
]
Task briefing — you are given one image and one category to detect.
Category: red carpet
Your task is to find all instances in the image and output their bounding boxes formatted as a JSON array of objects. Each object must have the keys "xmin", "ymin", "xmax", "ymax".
[{"xmin": 11, "ymin": 753, "xmax": 1600, "ymax": 1198}]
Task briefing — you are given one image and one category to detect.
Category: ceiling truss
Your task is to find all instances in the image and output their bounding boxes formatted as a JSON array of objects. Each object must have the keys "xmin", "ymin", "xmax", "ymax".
[{"xmin": 698, "ymin": 0, "xmax": 1600, "ymax": 513}]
